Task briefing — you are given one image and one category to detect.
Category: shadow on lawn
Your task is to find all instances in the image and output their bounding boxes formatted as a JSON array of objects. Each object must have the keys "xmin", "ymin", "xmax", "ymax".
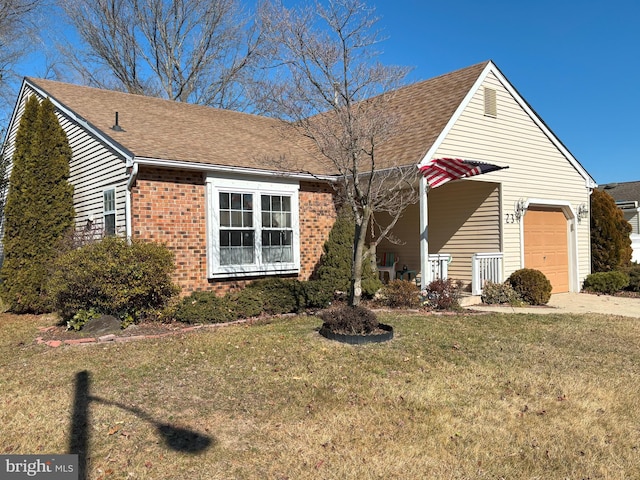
[{"xmin": 68, "ymin": 371, "xmax": 213, "ymax": 480}]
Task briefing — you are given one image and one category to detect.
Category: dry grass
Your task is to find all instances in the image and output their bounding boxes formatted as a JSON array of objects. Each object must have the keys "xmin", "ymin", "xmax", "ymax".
[{"xmin": 1, "ymin": 311, "xmax": 640, "ymax": 479}]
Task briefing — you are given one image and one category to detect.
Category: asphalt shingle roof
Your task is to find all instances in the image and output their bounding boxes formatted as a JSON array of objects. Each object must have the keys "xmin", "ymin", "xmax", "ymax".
[
  {"xmin": 27, "ymin": 61, "xmax": 489, "ymax": 175},
  {"xmin": 601, "ymin": 181, "xmax": 640, "ymax": 203}
]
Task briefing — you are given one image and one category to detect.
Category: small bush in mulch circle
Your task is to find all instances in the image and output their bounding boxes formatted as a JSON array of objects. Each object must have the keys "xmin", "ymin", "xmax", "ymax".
[{"xmin": 318, "ymin": 305, "xmax": 379, "ymax": 335}]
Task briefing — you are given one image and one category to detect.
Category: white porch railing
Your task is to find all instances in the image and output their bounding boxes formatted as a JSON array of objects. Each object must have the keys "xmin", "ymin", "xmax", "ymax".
[
  {"xmin": 471, "ymin": 252, "xmax": 504, "ymax": 295},
  {"xmin": 631, "ymin": 234, "xmax": 640, "ymax": 264},
  {"xmin": 428, "ymin": 254, "xmax": 451, "ymax": 281}
]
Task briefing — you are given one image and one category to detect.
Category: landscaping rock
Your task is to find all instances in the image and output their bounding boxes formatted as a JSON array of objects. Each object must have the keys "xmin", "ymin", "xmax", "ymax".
[{"xmin": 82, "ymin": 315, "xmax": 121, "ymax": 335}]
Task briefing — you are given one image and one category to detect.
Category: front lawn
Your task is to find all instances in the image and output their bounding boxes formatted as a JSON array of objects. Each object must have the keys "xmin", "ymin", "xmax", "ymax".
[{"xmin": 1, "ymin": 311, "xmax": 639, "ymax": 479}]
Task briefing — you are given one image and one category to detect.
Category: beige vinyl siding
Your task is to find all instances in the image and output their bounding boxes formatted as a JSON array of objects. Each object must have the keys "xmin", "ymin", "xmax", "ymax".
[
  {"xmin": 428, "ymin": 180, "xmax": 500, "ymax": 285},
  {"xmin": 60, "ymin": 115, "xmax": 128, "ymax": 235},
  {"xmin": 433, "ymin": 71, "xmax": 592, "ymax": 287},
  {"xmin": 375, "ymin": 181, "xmax": 500, "ymax": 287},
  {"xmin": 375, "ymin": 203, "xmax": 421, "ymax": 276},
  {"xmin": 623, "ymin": 210, "xmax": 639, "ymax": 235},
  {"xmin": 5, "ymin": 86, "xmax": 128, "ymax": 238}
]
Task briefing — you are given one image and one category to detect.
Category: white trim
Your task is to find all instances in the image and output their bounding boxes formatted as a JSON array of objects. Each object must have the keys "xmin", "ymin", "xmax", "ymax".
[
  {"xmin": 103, "ymin": 187, "xmax": 117, "ymax": 235},
  {"xmin": 205, "ymin": 175, "xmax": 301, "ymax": 278},
  {"xmin": 125, "ymin": 162, "xmax": 139, "ymax": 242},
  {"xmin": 520, "ymin": 198, "xmax": 580, "ymax": 292},
  {"xmin": 417, "ymin": 61, "xmax": 596, "ymax": 189},
  {"xmin": 134, "ymin": 156, "xmax": 336, "ymax": 182},
  {"xmin": 419, "ymin": 176, "xmax": 429, "ymax": 290}
]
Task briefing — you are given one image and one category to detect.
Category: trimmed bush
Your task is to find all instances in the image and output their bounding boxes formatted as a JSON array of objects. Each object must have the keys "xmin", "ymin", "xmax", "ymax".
[
  {"xmin": 591, "ymin": 189, "xmax": 632, "ymax": 272},
  {"xmin": 298, "ymin": 280, "xmax": 333, "ymax": 310},
  {"xmin": 48, "ymin": 236, "xmax": 179, "ymax": 323},
  {"xmin": 174, "ymin": 291, "xmax": 235, "ymax": 324},
  {"xmin": 506, "ymin": 268, "xmax": 552, "ymax": 305},
  {"xmin": 582, "ymin": 271, "xmax": 629, "ymax": 295},
  {"xmin": 245, "ymin": 278, "xmax": 301, "ymax": 314},
  {"xmin": 622, "ymin": 264, "xmax": 640, "ymax": 293},
  {"xmin": 314, "ymin": 207, "xmax": 382, "ymax": 298},
  {"xmin": 228, "ymin": 288, "xmax": 265, "ymax": 319},
  {"xmin": 481, "ymin": 281, "xmax": 523, "ymax": 305},
  {"xmin": 377, "ymin": 279, "xmax": 420, "ymax": 308},
  {"xmin": 0, "ymin": 97, "xmax": 75, "ymax": 313},
  {"xmin": 423, "ymin": 278, "xmax": 463, "ymax": 310},
  {"xmin": 318, "ymin": 305, "xmax": 379, "ymax": 335}
]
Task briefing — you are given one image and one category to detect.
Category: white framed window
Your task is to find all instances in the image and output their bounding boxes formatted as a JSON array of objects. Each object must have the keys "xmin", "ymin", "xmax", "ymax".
[
  {"xmin": 103, "ymin": 188, "xmax": 116, "ymax": 235},
  {"xmin": 206, "ymin": 177, "xmax": 300, "ymax": 278}
]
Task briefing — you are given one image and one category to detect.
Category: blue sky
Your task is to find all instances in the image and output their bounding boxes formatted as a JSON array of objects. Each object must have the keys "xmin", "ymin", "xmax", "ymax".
[
  {"xmin": 373, "ymin": 0, "xmax": 639, "ymax": 185},
  {"xmin": 12, "ymin": 0, "xmax": 639, "ymax": 185}
]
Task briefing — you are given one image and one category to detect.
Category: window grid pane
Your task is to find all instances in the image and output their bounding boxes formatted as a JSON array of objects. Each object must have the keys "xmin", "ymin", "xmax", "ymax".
[{"xmin": 260, "ymin": 194, "xmax": 293, "ymax": 264}]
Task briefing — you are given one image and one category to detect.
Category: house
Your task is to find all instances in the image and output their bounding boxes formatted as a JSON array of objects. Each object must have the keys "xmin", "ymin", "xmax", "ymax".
[
  {"xmin": 1, "ymin": 60, "xmax": 596, "ymax": 296},
  {"xmin": 600, "ymin": 181, "xmax": 640, "ymax": 263}
]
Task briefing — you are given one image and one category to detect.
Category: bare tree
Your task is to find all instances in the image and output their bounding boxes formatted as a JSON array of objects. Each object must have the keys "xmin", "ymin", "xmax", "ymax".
[
  {"xmin": 57, "ymin": 0, "xmax": 268, "ymax": 110},
  {"xmin": 0, "ymin": 0, "xmax": 38, "ymax": 100},
  {"xmin": 261, "ymin": 0, "xmax": 418, "ymax": 306}
]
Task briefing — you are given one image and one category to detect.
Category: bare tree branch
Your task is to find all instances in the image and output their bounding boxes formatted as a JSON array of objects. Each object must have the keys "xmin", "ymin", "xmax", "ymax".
[
  {"xmin": 56, "ymin": 0, "xmax": 269, "ymax": 110},
  {"xmin": 0, "ymin": 0, "xmax": 39, "ymax": 99},
  {"xmin": 259, "ymin": 0, "xmax": 417, "ymax": 305}
]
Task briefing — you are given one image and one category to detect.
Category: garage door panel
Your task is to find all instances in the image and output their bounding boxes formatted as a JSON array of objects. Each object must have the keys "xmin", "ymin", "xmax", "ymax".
[{"xmin": 524, "ymin": 207, "xmax": 569, "ymax": 293}]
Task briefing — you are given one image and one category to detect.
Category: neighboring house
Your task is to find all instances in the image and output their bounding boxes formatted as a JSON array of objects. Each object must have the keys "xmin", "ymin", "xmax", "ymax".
[
  {"xmin": 1, "ymin": 60, "xmax": 596, "ymax": 295},
  {"xmin": 600, "ymin": 181, "xmax": 640, "ymax": 263}
]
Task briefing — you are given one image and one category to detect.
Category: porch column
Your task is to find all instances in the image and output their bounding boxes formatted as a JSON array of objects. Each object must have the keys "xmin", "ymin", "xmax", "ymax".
[{"xmin": 419, "ymin": 176, "xmax": 430, "ymax": 290}]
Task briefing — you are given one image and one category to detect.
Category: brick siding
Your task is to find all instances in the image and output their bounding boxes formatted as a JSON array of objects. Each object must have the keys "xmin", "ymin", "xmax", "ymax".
[{"xmin": 131, "ymin": 167, "xmax": 336, "ymax": 295}]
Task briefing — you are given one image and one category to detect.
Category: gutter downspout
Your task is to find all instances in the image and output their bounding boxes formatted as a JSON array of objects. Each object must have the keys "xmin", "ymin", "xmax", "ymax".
[{"xmin": 125, "ymin": 161, "xmax": 138, "ymax": 243}]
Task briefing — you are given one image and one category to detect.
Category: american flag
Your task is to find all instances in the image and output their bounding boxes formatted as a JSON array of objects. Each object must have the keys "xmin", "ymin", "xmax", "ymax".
[{"xmin": 418, "ymin": 157, "xmax": 507, "ymax": 189}]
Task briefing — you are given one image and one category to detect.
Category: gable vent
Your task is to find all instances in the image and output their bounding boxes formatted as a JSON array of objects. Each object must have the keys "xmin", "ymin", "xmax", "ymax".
[{"xmin": 484, "ymin": 87, "xmax": 497, "ymax": 117}]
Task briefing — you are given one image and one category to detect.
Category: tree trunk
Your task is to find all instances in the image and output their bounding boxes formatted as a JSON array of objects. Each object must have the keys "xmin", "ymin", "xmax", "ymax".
[{"xmin": 349, "ymin": 209, "xmax": 372, "ymax": 306}]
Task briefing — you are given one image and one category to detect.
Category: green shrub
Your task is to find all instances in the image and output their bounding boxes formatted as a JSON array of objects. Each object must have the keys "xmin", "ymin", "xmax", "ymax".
[
  {"xmin": 506, "ymin": 269, "xmax": 552, "ymax": 305},
  {"xmin": 377, "ymin": 280, "xmax": 420, "ymax": 308},
  {"xmin": 245, "ymin": 278, "xmax": 301, "ymax": 314},
  {"xmin": 227, "ymin": 288, "xmax": 264, "ymax": 319},
  {"xmin": 174, "ymin": 291, "xmax": 235, "ymax": 324},
  {"xmin": 298, "ymin": 280, "xmax": 334, "ymax": 309},
  {"xmin": 314, "ymin": 207, "xmax": 382, "ymax": 298},
  {"xmin": 423, "ymin": 278, "xmax": 463, "ymax": 310},
  {"xmin": 582, "ymin": 271, "xmax": 629, "ymax": 295},
  {"xmin": 481, "ymin": 281, "xmax": 523, "ymax": 305},
  {"xmin": 591, "ymin": 189, "xmax": 632, "ymax": 272},
  {"xmin": 67, "ymin": 308, "xmax": 100, "ymax": 331},
  {"xmin": 318, "ymin": 305, "xmax": 379, "ymax": 335},
  {"xmin": 0, "ymin": 97, "xmax": 75, "ymax": 314},
  {"xmin": 48, "ymin": 236, "xmax": 179, "ymax": 322},
  {"xmin": 622, "ymin": 264, "xmax": 640, "ymax": 293}
]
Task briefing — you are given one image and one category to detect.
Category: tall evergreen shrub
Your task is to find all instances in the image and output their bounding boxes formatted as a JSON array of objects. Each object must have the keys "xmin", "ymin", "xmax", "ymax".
[
  {"xmin": 315, "ymin": 207, "xmax": 381, "ymax": 297},
  {"xmin": 591, "ymin": 189, "xmax": 632, "ymax": 272},
  {"xmin": 1, "ymin": 97, "xmax": 75, "ymax": 313}
]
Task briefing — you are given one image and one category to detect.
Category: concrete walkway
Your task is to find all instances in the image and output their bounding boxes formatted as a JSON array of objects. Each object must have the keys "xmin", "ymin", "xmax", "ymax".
[{"xmin": 464, "ymin": 292, "xmax": 640, "ymax": 318}]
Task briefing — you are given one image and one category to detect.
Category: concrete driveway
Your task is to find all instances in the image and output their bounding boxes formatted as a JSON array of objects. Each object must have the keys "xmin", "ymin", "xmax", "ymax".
[{"xmin": 465, "ymin": 292, "xmax": 640, "ymax": 318}]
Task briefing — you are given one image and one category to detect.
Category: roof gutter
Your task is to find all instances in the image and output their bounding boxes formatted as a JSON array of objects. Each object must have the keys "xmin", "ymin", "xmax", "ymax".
[
  {"xmin": 133, "ymin": 156, "xmax": 337, "ymax": 182},
  {"xmin": 125, "ymin": 162, "xmax": 139, "ymax": 242}
]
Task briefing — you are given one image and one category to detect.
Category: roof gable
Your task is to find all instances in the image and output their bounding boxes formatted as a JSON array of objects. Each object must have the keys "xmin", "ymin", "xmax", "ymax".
[{"xmin": 418, "ymin": 61, "xmax": 595, "ymax": 188}]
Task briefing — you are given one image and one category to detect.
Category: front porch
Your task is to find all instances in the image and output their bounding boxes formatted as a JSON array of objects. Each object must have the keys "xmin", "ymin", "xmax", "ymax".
[{"xmin": 375, "ymin": 179, "xmax": 503, "ymax": 295}]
